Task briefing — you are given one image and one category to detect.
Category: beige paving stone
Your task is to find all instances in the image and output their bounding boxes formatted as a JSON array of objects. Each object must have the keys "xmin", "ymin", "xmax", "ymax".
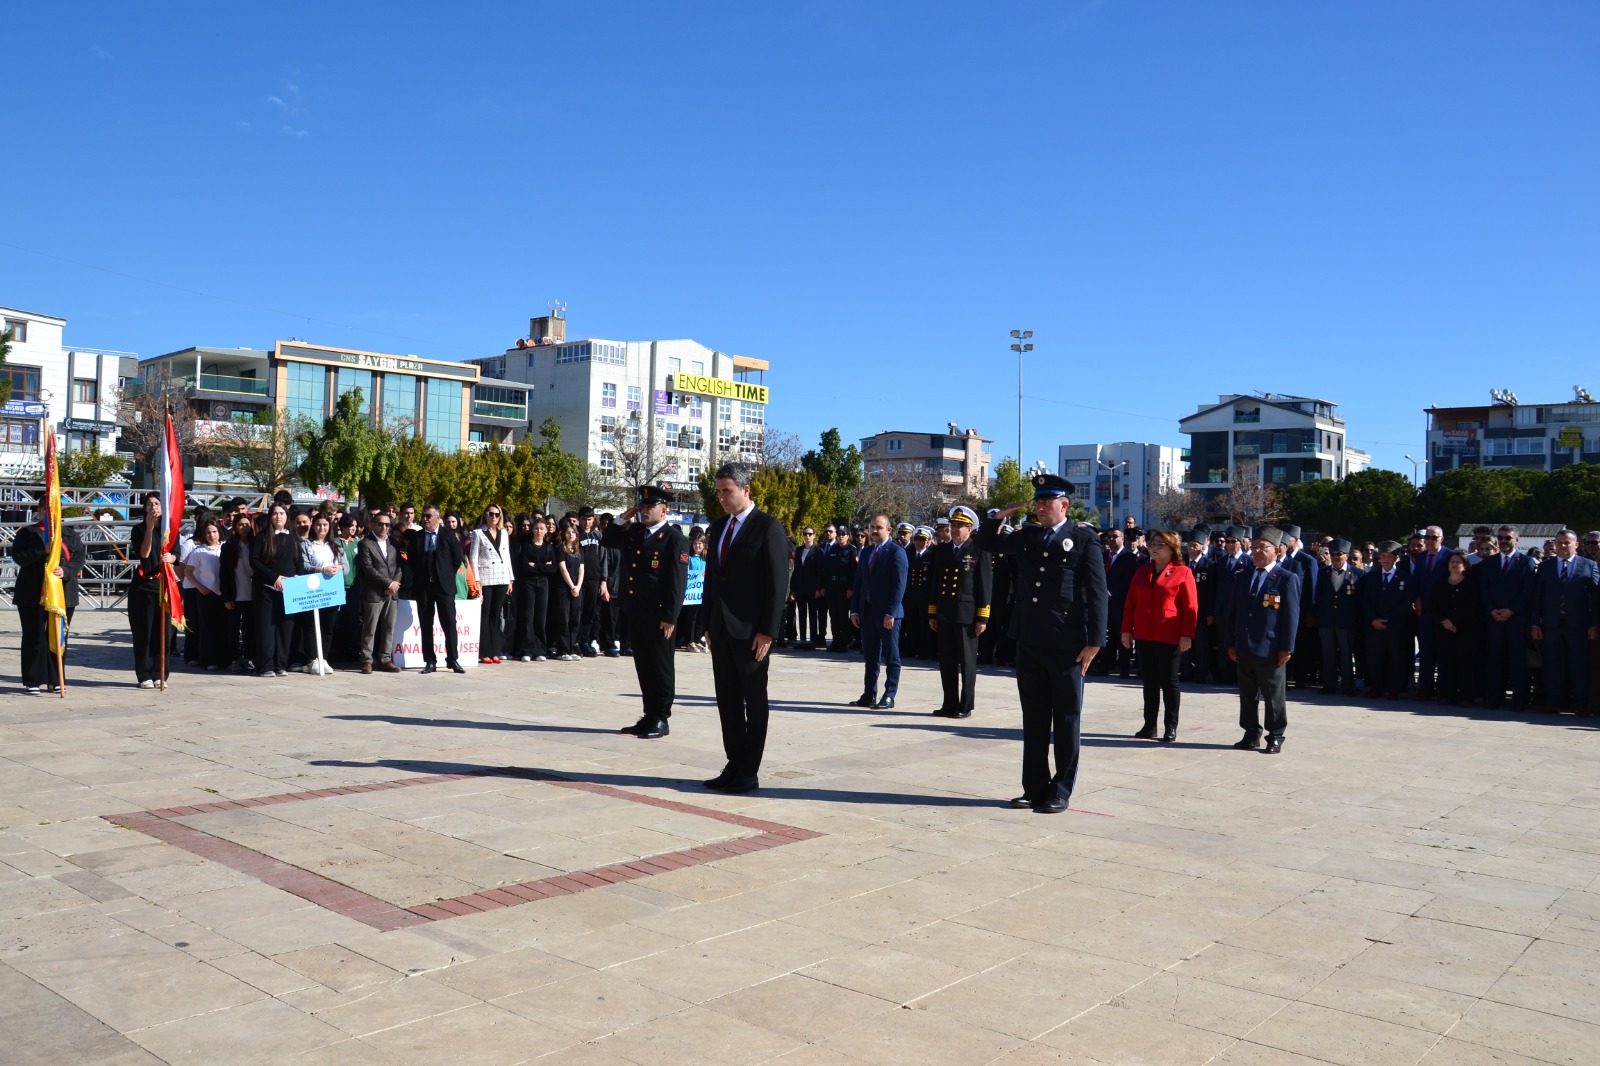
[
  {"xmin": 495, "ymin": 970, "xmax": 693, "ymax": 1039},
  {"xmin": 708, "ymin": 917, "xmax": 865, "ymax": 972},
  {"xmin": 912, "ymin": 950, "xmax": 1153, "ymax": 1039},
  {"xmin": 1448, "ymin": 998, "xmax": 1600, "ymax": 1066},
  {"xmin": 610, "ymin": 942, "xmax": 789, "ymax": 1003},
  {"xmin": 303, "ymin": 974, "xmax": 482, "ymax": 1036},
  {"xmin": 1109, "ymin": 971, "xmax": 1292, "ymax": 1039},
  {"xmin": 211, "ymin": 950, "xmax": 323, "ymax": 996},
  {"xmin": 1337, "ymin": 917, "xmax": 1532, "ymax": 997},
  {"xmin": 1301, "ymin": 969, "xmax": 1476, "ymax": 1034},
  {"xmin": 272, "ymin": 942, "xmax": 405, "ymax": 993},
  {"xmin": 336, "ymin": 927, "xmax": 478, "ymax": 975},
  {"xmin": 430, "ymin": 946, "xmax": 588, "ymax": 1000},
  {"xmin": 1415, "ymin": 1037, "xmax": 1558, "ymax": 1065},
  {"xmin": 1246, "ymin": 999, "xmax": 1455, "ymax": 1064},
  {"xmin": 126, "ymin": 997, "xmax": 344, "ymax": 1064},
  {"xmin": 820, "ymin": 1007, "xmax": 1024, "ymax": 1065},
  {"xmin": 1170, "ymin": 943, "xmax": 1336, "ymax": 1000},
  {"xmin": 358, "ymin": 1001, "xmax": 576, "ymax": 1064},
  {"xmin": 1210, "ymin": 1039, "xmax": 1360, "ymax": 1064},
  {"xmin": 1033, "ymin": 1001, "xmax": 1236, "ymax": 1063},
  {"xmin": 213, "ymin": 904, "xmax": 377, "ymax": 957},
  {"xmin": 705, "ymin": 972, "xmax": 896, "ymax": 1040},
  {"xmin": 538, "ymin": 922, "xmax": 687, "ymax": 968},
  {"xmin": 593, "ymin": 1003, "xmax": 802, "ymax": 1066},
  {"xmin": 55, "ymin": 956, "xmax": 266, "ymax": 1031},
  {"xmin": 1224, "ymin": 900, "xmax": 1408, "ymax": 967},
  {"xmin": 1482, "ymin": 937, "xmax": 1600, "ymax": 1026},
  {"xmin": 1414, "ymin": 896, "xmax": 1556, "ymax": 938}
]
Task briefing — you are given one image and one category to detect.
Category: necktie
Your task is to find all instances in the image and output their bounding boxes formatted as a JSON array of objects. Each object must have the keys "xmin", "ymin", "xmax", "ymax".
[
  {"xmin": 1503, "ymin": 554, "xmax": 1510, "ymax": 572},
  {"xmin": 427, "ymin": 532, "xmax": 436, "ymax": 553},
  {"xmin": 720, "ymin": 516, "xmax": 738, "ymax": 565},
  {"xmin": 1561, "ymin": 560, "xmax": 1569, "ymax": 583},
  {"xmin": 869, "ymin": 545, "xmax": 878, "ymax": 573},
  {"xmin": 1251, "ymin": 569, "xmax": 1264, "ymax": 598}
]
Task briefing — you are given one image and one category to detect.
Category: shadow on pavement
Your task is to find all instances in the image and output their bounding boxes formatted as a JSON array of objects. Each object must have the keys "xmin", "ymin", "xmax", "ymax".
[{"xmin": 326, "ymin": 714, "xmax": 621, "ymax": 735}]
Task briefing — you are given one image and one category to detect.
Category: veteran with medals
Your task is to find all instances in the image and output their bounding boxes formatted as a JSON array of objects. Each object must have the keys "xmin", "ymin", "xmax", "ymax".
[
  {"xmin": 602, "ymin": 484, "xmax": 690, "ymax": 738},
  {"xmin": 975, "ymin": 474, "xmax": 1108, "ymax": 813},
  {"xmin": 1225, "ymin": 526, "xmax": 1301, "ymax": 754}
]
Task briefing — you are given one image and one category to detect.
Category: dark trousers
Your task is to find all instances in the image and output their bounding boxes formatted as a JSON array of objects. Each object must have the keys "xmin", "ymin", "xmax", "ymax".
[
  {"xmin": 1292, "ymin": 622, "xmax": 1320, "ymax": 688},
  {"xmin": 129, "ymin": 584, "xmax": 164, "ymax": 682},
  {"xmin": 228, "ymin": 600, "xmax": 255, "ymax": 667},
  {"xmin": 1016, "ymin": 642, "xmax": 1084, "ymax": 803},
  {"xmin": 1319, "ymin": 628, "xmax": 1357, "ymax": 694},
  {"xmin": 710, "ymin": 632, "xmax": 772, "ymax": 781},
  {"xmin": 19, "ymin": 602, "xmax": 50, "ymax": 688},
  {"xmin": 827, "ymin": 590, "xmax": 854, "ymax": 650},
  {"xmin": 1138, "ymin": 639, "xmax": 1181, "ymax": 731},
  {"xmin": 193, "ymin": 594, "xmax": 228, "ymax": 669},
  {"xmin": 579, "ymin": 581, "xmax": 600, "ymax": 647},
  {"xmin": 1182, "ymin": 620, "xmax": 1212, "ymax": 684},
  {"xmin": 552, "ymin": 586, "xmax": 581, "ymax": 655},
  {"xmin": 182, "ymin": 588, "xmax": 200, "ymax": 662},
  {"xmin": 254, "ymin": 588, "xmax": 292, "ymax": 672},
  {"xmin": 1415, "ymin": 621, "xmax": 1439, "ymax": 696},
  {"xmin": 479, "ymin": 584, "xmax": 508, "ymax": 659},
  {"xmin": 936, "ymin": 620, "xmax": 979, "ymax": 713},
  {"xmin": 1237, "ymin": 653, "xmax": 1288, "ymax": 738},
  {"xmin": 628, "ymin": 613, "xmax": 675, "ymax": 720},
  {"xmin": 416, "ymin": 584, "xmax": 458, "ymax": 665},
  {"xmin": 513, "ymin": 580, "xmax": 548, "ymax": 658},
  {"xmin": 676, "ymin": 605, "xmax": 703, "ymax": 647},
  {"xmin": 781, "ymin": 599, "xmax": 798, "ymax": 644},
  {"xmin": 1436, "ymin": 626, "xmax": 1482, "ymax": 703},
  {"xmin": 808, "ymin": 597, "xmax": 828, "ymax": 646},
  {"xmin": 1365, "ymin": 626, "xmax": 1413, "ymax": 698},
  {"xmin": 1098, "ymin": 612, "xmax": 1131, "ymax": 676},
  {"xmin": 860, "ymin": 615, "xmax": 903, "ymax": 699},
  {"xmin": 1542, "ymin": 623, "xmax": 1590, "ymax": 708},
  {"xmin": 901, "ymin": 600, "xmax": 927, "ymax": 659},
  {"xmin": 1483, "ymin": 619, "xmax": 1530, "ymax": 706}
]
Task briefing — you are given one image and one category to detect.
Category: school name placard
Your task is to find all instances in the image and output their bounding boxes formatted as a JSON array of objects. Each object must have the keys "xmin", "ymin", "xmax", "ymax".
[{"xmin": 670, "ymin": 375, "xmax": 769, "ymax": 405}]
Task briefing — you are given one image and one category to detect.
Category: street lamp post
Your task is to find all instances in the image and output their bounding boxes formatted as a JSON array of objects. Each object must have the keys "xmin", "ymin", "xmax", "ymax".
[
  {"xmin": 1403, "ymin": 454, "xmax": 1424, "ymax": 486},
  {"xmin": 1010, "ymin": 330, "xmax": 1033, "ymax": 470}
]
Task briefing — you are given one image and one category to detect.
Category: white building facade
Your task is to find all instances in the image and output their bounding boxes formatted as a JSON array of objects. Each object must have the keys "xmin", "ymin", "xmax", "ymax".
[
  {"xmin": 1057, "ymin": 442, "xmax": 1184, "ymax": 528},
  {"xmin": 1426, "ymin": 392, "xmax": 1600, "ymax": 476},
  {"xmin": 1179, "ymin": 393, "xmax": 1353, "ymax": 505},
  {"xmin": 471, "ymin": 313, "xmax": 768, "ymax": 495},
  {"xmin": 0, "ymin": 305, "xmax": 131, "ymax": 476}
]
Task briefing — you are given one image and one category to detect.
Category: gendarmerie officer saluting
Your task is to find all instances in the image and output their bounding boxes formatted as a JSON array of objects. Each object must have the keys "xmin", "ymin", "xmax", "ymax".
[
  {"xmin": 602, "ymin": 484, "xmax": 689, "ymax": 739},
  {"xmin": 928, "ymin": 506, "xmax": 991, "ymax": 718},
  {"xmin": 975, "ymin": 474, "xmax": 1108, "ymax": 813}
]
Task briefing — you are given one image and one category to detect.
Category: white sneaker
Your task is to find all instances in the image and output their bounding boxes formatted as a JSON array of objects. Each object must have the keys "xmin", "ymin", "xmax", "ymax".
[
  {"xmin": 535, "ymin": 655, "xmax": 546, "ymax": 662},
  {"xmin": 23, "ymin": 686, "xmax": 41, "ymax": 695},
  {"xmin": 138, "ymin": 679, "xmax": 155, "ymax": 689}
]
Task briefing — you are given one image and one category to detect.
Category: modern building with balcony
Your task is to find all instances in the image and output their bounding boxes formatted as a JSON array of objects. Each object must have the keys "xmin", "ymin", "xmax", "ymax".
[
  {"xmin": 0, "ymin": 305, "xmax": 132, "ymax": 478},
  {"xmin": 134, "ymin": 341, "xmax": 514, "ymax": 490},
  {"xmin": 858, "ymin": 424, "xmax": 992, "ymax": 505},
  {"xmin": 1426, "ymin": 389, "xmax": 1600, "ymax": 476},
  {"xmin": 470, "ymin": 310, "xmax": 768, "ymax": 494},
  {"xmin": 1179, "ymin": 393, "xmax": 1357, "ymax": 504},
  {"xmin": 1057, "ymin": 442, "xmax": 1184, "ymax": 528}
]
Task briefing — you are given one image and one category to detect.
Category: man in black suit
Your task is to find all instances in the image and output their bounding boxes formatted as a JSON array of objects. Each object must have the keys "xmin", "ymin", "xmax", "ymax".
[
  {"xmin": 1182, "ymin": 531, "xmax": 1215, "ymax": 684},
  {"xmin": 602, "ymin": 484, "xmax": 689, "ymax": 738},
  {"xmin": 1279, "ymin": 524, "xmax": 1320, "ymax": 689},
  {"xmin": 406, "ymin": 505, "xmax": 466, "ymax": 673},
  {"xmin": 1360, "ymin": 539, "xmax": 1415, "ymax": 700},
  {"xmin": 849, "ymin": 514, "xmax": 909, "ymax": 709},
  {"xmin": 701, "ymin": 463, "xmax": 790, "ymax": 794},
  {"xmin": 1097, "ymin": 528, "xmax": 1140, "ymax": 678},
  {"xmin": 1481, "ymin": 525, "xmax": 1536, "ymax": 709},
  {"xmin": 975, "ymin": 474, "xmax": 1108, "ymax": 814}
]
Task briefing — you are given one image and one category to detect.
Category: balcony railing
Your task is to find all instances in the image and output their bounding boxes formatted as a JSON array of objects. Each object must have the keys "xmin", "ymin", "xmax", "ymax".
[
  {"xmin": 199, "ymin": 373, "xmax": 269, "ymax": 396},
  {"xmin": 472, "ymin": 399, "xmax": 527, "ymax": 421}
]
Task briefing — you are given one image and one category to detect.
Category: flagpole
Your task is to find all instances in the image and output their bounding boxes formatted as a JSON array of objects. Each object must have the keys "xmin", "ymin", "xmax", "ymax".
[
  {"xmin": 54, "ymin": 619, "xmax": 65, "ymax": 699},
  {"xmin": 159, "ymin": 576, "xmax": 168, "ymax": 692}
]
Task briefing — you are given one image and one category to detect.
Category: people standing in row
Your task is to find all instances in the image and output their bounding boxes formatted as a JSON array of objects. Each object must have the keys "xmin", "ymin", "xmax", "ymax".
[
  {"xmin": 928, "ymin": 507, "xmax": 990, "ymax": 719},
  {"xmin": 1122, "ymin": 529, "xmax": 1197, "ymax": 743},
  {"xmin": 356, "ymin": 510, "xmax": 404, "ymax": 673},
  {"xmin": 1227, "ymin": 526, "xmax": 1299, "ymax": 754},
  {"xmin": 603, "ymin": 484, "xmax": 689, "ymax": 739},
  {"xmin": 406, "ymin": 506, "xmax": 465, "ymax": 674},
  {"xmin": 468, "ymin": 505, "xmax": 514, "ymax": 665},
  {"xmin": 789, "ymin": 525, "xmax": 825, "ymax": 649},
  {"xmin": 1315, "ymin": 539, "xmax": 1361, "ymax": 697},
  {"xmin": 250, "ymin": 503, "xmax": 302, "ymax": 678},
  {"xmin": 848, "ymin": 514, "xmax": 908, "ymax": 710}
]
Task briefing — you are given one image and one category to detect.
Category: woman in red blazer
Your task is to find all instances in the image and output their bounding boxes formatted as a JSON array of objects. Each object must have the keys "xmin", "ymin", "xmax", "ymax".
[{"xmin": 1121, "ymin": 529, "xmax": 1198, "ymax": 742}]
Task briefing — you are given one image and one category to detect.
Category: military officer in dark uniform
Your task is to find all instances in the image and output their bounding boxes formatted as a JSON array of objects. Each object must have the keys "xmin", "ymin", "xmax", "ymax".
[
  {"xmin": 1316, "ymin": 538, "xmax": 1362, "ymax": 696},
  {"xmin": 929, "ymin": 506, "xmax": 992, "ymax": 717},
  {"xmin": 975, "ymin": 474, "xmax": 1108, "ymax": 814},
  {"xmin": 601, "ymin": 484, "xmax": 689, "ymax": 738},
  {"xmin": 1360, "ymin": 539, "xmax": 1415, "ymax": 701},
  {"xmin": 902, "ymin": 525, "xmax": 935, "ymax": 660},
  {"xmin": 1226, "ymin": 526, "xmax": 1301, "ymax": 754},
  {"xmin": 1182, "ymin": 531, "xmax": 1215, "ymax": 684},
  {"xmin": 824, "ymin": 519, "xmax": 859, "ymax": 652}
]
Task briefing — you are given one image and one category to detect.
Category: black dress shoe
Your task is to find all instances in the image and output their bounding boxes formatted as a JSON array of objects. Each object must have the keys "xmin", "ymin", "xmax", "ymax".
[
  {"xmin": 618, "ymin": 717, "xmax": 652, "ymax": 736},
  {"xmin": 703, "ymin": 774, "xmax": 733, "ymax": 790},
  {"xmin": 874, "ymin": 696, "xmax": 895, "ymax": 710},
  {"xmin": 637, "ymin": 719, "xmax": 670, "ymax": 739},
  {"xmin": 950, "ymin": 710, "xmax": 972, "ymax": 719},
  {"xmin": 449, "ymin": 661, "xmax": 466, "ymax": 674},
  {"xmin": 1160, "ymin": 728, "xmax": 1177, "ymax": 743},
  {"xmin": 1033, "ymin": 796, "xmax": 1068, "ymax": 814},
  {"xmin": 714, "ymin": 776, "xmax": 758, "ymax": 794},
  {"xmin": 421, "ymin": 663, "xmax": 437, "ymax": 674},
  {"xmin": 1008, "ymin": 796, "xmax": 1036, "ymax": 809},
  {"xmin": 931, "ymin": 707, "xmax": 957, "ymax": 717},
  {"xmin": 848, "ymin": 694, "xmax": 877, "ymax": 708},
  {"xmin": 1263, "ymin": 736, "xmax": 1284, "ymax": 754},
  {"xmin": 1232, "ymin": 733, "xmax": 1261, "ymax": 750},
  {"xmin": 1133, "ymin": 727, "xmax": 1157, "ymax": 739}
]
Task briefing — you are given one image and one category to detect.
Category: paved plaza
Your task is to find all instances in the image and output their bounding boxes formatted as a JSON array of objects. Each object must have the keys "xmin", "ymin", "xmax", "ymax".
[{"xmin": 3, "ymin": 613, "xmax": 1599, "ymax": 1065}]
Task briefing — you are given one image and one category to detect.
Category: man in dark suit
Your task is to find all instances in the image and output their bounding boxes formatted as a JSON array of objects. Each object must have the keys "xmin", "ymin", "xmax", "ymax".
[
  {"xmin": 1408, "ymin": 525, "xmax": 1452, "ymax": 699},
  {"xmin": 702, "ymin": 463, "xmax": 790, "ymax": 793},
  {"xmin": 1211, "ymin": 525, "xmax": 1251, "ymax": 686},
  {"xmin": 789, "ymin": 525, "xmax": 826, "ymax": 649},
  {"xmin": 849, "ymin": 514, "xmax": 909, "ymax": 709},
  {"xmin": 1278, "ymin": 524, "xmax": 1320, "ymax": 689},
  {"xmin": 1360, "ymin": 539, "xmax": 1414, "ymax": 700},
  {"xmin": 976, "ymin": 474, "xmax": 1108, "ymax": 813},
  {"xmin": 1097, "ymin": 528, "xmax": 1140, "ymax": 678},
  {"xmin": 602, "ymin": 484, "xmax": 690, "ymax": 738},
  {"xmin": 1227, "ymin": 526, "xmax": 1301, "ymax": 754},
  {"xmin": 1532, "ymin": 529, "xmax": 1600, "ymax": 713},
  {"xmin": 1315, "ymin": 539, "xmax": 1361, "ymax": 696},
  {"xmin": 824, "ymin": 519, "xmax": 858, "ymax": 652},
  {"xmin": 1182, "ymin": 532, "xmax": 1215, "ymax": 684},
  {"xmin": 405, "ymin": 505, "xmax": 465, "ymax": 673},
  {"xmin": 1481, "ymin": 525, "xmax": 1536, "ymax": 709},
  {"xmin": 929, "ymin": 506, "xmax": 991, "ymax": 718},
  {"xmin": 356, "ymin": 512, "xmax": 404, "ymax": 673}
]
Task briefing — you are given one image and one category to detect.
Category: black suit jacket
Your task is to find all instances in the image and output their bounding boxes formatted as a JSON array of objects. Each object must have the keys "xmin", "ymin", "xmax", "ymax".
[
  {"xmin": 405, "ymin": 526, "xmax": 464, "ymax": 597},
  {"xmin": 703, "ymin": 507, "xmax": 789, "ymax": 642},
  {"xmin": 1105, "ymin": 549, "xmax": 1140, "ymax": 618}
]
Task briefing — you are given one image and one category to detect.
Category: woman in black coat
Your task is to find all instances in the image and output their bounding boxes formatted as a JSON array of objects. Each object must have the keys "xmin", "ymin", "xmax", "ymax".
[
  {"xmin": 1432, "ymin": 550, "xmax": 1483, "ymax": 705},
  {"xmin": 249, "ymin": 504, "xmax": 304, "ymax": 676}
]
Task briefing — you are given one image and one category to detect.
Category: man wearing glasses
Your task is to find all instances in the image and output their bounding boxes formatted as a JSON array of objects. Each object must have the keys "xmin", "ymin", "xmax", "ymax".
[
  {"xmin": 1481, "ymin": 526, "xmax": 1536, "ymax": 709},
  {"xmin": 1410, "ymin": 526, "xmax": 1452, "ymax": 700},
  {"xmin": 789, "ymin": 526, "xmax": 825, "ymax": 650},
  {"xmin": 405, "ymin": 507, "xmax": 466, "ymax": 673},
  {"xmin": 357, "ymin": 512, "xmax": 404, "ymax": 673},
  {"xmin": 1211, "ymin": 525, "xmax": 1251, "ymax": 686}
]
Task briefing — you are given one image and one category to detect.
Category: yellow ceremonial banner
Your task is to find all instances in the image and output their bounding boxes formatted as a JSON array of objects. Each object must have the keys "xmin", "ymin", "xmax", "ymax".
[{"xmin": 41, "ymin": 433, "xmax": 68, "ymax": 660}]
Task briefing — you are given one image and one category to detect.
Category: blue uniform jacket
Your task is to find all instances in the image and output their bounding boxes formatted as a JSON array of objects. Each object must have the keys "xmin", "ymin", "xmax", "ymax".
[
  {"xmin": 1283, "ymin": 549, "xmax": 1319, "ymax": 614},
  {"xmin": 1212, "ymin": 553, "xmax": 1249, "ymax": 622},
  {"xmin": 1228, "ymin": 564, "xmax": 1302, "ymax": 659},
  {"xmin": 852, "ymin": 538, "xmax": 908, "ymax": 621},
  {"xmin": 1534, "ymin": 554, "xmax": 1600, "ymax": 630},
  {"xmin": 1360, "ymin": 565, "xmax": 1415, "ymax": 630},
  {"xmin": 974, "ymin": 518, "xmax": 1107, "ymax": 653},
  {"xmin": 1478, "ymin": 551, "xmax": 1537, "ymax": 620},
  {"xmin": 1314, "ymin": 565, "xmax": 1362, "ymax": 629}
]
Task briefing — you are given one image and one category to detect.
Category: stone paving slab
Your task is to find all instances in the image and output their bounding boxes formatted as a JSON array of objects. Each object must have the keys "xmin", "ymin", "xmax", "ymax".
[{"xmin": 3, "ymin": 613, "xmax": 1600, "ymax": 1063}]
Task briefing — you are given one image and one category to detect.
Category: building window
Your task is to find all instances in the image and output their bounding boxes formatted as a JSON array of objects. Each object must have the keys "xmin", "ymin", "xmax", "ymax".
[
  {"xmin": 739, "ymin": 402, "xmax": 764, "ymax": 427},
  {"xmin": 687, "ymin": 425, "xmax": 703, "ymax": 451},
  {"xmin": 667, "ymin": 357, "xmax": 681, "ymax": 375},
  {"xmin": 335, "ymin": 368, "xmax": 374, "ymax": 418},
  {"xmin": 601, "ymin": 382, "xmax": 617, "ymax": 408},
  {"xmin": 382, "ymin": 375, "xmax": 417, "ymax": 430},
  {"xmin": 688, "ymin": 398, "xmax": 703, "ymax": 420},
  {"xmin": 423, "ymin": 378, "xmax": 463, "ymax": 451},
  {"xmin": 624, "ymin": 417, "xmax": 640, "ymax": 446},
  {"xmin": 284, "ymin": 362, "xmax": 327, "ymax": 423},
  {"xmin": 741, "ymin": 430, "xmax": 762, "ymax": 454},
  {"xmin": 1513, "ymin": 406, "xmax": 1542, "ymax": 426},
  {"xmin": 73, "ymin": 379, "xmax": 99, "ymax": 404},
  {"xmin": 2, "ymin": 319, "xmax": 26, "ymax": 344},
  {"xmin": 0, "ymin": 365, "xmax": 41, "ymax": 402},
  {"xmin": 691, "ymin": 360, "xmax": 704, "ymax": 375},
  {"xmin": 886, "ymin": 438, "xmax": 904, "ymax": 452},
  {"xmin": 1234, "ymin": 406, "xmax": 1261, "ymax": 423},
  {"xmin": 665, "ymin": 421, "xmax": 680, "ymax": 446},
  {"xmin": 627, "ymin": 386, "xmax": 642, "ymax": 412},
  {"xmin": 719, "ymin": 398, "xmax": 732, "ymax": 422},
  {"xmin": 687, "ymin": 460, "xmax": 702, "ymax": 480},
  {"xmin": 1063, "ymin": 459, "xmax": 1091, "ymax": 478},
  {"xmin": 718, "ymin": 426, "xmax": 736, "ymax": 452},
  {"xmin": 0, "ymin": 417, "xmax": 39, "ymax": 451},
  {"xmin": 599, "ymin": 455, "xmax": 615, "ymax": 473}
]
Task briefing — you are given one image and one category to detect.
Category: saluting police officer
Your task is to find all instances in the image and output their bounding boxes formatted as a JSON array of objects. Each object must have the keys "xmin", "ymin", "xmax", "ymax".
[
  {"xmin": 601, "ymin": 484, "xmax": 690, "ymax": 738},
  {"xmin": 975, "ymin": 474, "xmax": 1108, "ymax": 813},
  {"xmin": 929, "ymin": 506, "xmax": 992, "ymax": 718}
]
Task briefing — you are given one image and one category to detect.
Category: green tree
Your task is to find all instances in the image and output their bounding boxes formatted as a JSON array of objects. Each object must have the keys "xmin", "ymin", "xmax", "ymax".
[
  {"xmin": 1417, "ymin": 465, "xmax": 1543, "ymax": 533},
  {"xmin": 986, "ymin": 457, "xmax": 1030, "ymax": 510},
  {"xmin": 57, "ymin": 443, "xmax": 129, "ymax": 488},
  {"xmin": 297, "ymin": 387, "xmax": 397, "ymax": 504},
  {"xmin": 214, "ymin": 407, "xmax": 305, "ymax": 495},
  {"xmin": 801, "ymin": 429, "xmax": 863, "ymax": 492},
  {"xmin": 529, "ymin": 418, "xmax": 585, "ymax": 503},
  {"xmin": 1530, "ymin": 463, "xmax": 1600, "ymax": 531},
  {"xmin": 365, "ymin": 433, "xmax": 442, "ymax": 509},
  {"xmin": 1279, "ymin": 468, "xmax": 1418, "ymax": 544}
]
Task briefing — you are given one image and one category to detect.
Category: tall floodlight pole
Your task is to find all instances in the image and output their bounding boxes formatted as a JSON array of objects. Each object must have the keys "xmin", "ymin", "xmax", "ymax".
[
  {"xmin": 1403, "ymin": 454, "xmax": 1423, "ymax": 486},
  {"xmin": 1010, "ymin": 330, "xmax": 1033, "ymax": 468}
]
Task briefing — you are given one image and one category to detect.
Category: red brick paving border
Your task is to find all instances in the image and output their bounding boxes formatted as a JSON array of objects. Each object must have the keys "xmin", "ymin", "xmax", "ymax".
[{"xmin": 103, "ymin": 767, "xmax": 822, "ymax": 931}]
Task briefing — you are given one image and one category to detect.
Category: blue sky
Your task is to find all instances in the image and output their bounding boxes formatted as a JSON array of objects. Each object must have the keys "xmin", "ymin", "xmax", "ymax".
[{"xmin": 5, "ymin": 2, "xmax": 1597, "ymax": 478}]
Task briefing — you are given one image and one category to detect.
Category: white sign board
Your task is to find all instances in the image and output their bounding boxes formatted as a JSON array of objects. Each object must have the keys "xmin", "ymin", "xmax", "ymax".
[{"xmin": 392, "ymin": 597, "xmax": 482, "ymax": 669}]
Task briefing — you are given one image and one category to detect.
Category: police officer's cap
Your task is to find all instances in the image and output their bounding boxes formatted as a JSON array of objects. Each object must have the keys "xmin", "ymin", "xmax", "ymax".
[
  {"xmin": 1225, "ymin": 524, "xmax": 1251, "ymax": 540},
  {"xmin": 1374, "ymin": 539, "xmax": 1402, "ymax": 555},
  {"xmin": 948, "ymin": 505, "xmax": 978, "ymax": 527},
  {"xmin": 1279, "ymin": 523, "xmax": 1302, "ymax": 540},
  {"xmin": 1329, "ymin": 538, "xmax": 1352, "ymax": 554},
  {"xmin": 635, "ymin": 483, "xmax": 674, "ymax": 507},
  {"xmin": 1254, "ymin": 526, "xmax": 1286, "ymax": 547},
  {"xmin": 1031, "ymin": 473, "xmax": 1074, "ymax": 499}
]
